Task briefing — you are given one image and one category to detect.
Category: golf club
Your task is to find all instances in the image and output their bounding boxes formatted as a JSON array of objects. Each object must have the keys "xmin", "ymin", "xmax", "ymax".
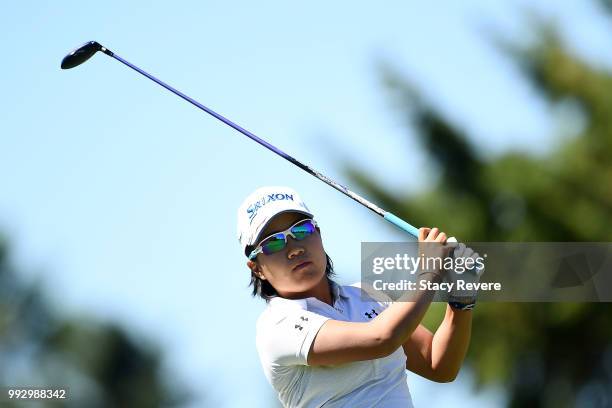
[{"xmin": 61, "ymin": 41, "xmax": 421, "ymax": 238}]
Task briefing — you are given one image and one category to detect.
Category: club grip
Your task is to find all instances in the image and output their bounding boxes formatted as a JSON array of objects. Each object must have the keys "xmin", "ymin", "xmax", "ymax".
[{"xmin": 383, "ymin": 212, "xmax": 419, "ymax": 237}]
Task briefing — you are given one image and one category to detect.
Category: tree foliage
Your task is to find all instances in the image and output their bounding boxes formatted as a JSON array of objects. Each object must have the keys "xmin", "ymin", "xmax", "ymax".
[
  {"xmin": 344, "ymin": 11, "xmax": 612, "ymax": 408},
  {"xmin": 0, "ymin": 235, "xmax": 190, "ymax": 407}
]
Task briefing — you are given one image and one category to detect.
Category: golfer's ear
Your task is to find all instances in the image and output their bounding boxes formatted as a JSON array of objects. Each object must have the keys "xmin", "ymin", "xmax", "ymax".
[{"xmin": 247, "ymin": 260, "xmax": 265, "ymax": 280}]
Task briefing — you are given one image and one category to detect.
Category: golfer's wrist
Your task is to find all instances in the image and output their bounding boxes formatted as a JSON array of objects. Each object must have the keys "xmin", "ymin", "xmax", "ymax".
[
  {"xmin": 448, "ymin": 300, "xmax": 476, "ymax": 311},
  {"xmin": 418, "ymin": 271, "xmax": 443, "ymax": 281},
  {"xmin": 417, "ymin": 266, "xmax": 445, "ymax": 281}
]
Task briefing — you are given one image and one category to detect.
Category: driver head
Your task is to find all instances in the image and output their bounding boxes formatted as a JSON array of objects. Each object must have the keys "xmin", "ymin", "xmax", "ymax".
[{"xmin": 61, "ymin": 41, "xmax": 103, "ymax": 69}]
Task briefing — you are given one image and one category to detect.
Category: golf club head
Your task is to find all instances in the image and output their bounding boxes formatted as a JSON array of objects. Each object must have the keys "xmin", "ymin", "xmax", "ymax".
[{"xmin": 61, "ymin": 41, "xmax": 103, "ymax": 69}]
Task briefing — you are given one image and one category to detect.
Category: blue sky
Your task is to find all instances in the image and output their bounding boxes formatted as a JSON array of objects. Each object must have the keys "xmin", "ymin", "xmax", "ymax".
[{"xmin": 1, "ymin": 1, "xmax": 611, "ymax": 406}]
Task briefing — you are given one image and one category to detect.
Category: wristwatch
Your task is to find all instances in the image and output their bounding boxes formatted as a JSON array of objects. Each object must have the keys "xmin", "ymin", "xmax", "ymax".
[{"xmin": 448, "ymin": 301, "xmax": 475, "ymax": 311}]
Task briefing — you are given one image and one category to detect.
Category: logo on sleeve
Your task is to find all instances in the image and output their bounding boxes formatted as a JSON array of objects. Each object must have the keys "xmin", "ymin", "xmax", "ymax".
[
  {"xmin": 364, "ymin": 309, "xmax": 379, "ymax": 319},
  {"xmin": 294, "ymin": 316, "xmax": 308, "ymax": 331}
]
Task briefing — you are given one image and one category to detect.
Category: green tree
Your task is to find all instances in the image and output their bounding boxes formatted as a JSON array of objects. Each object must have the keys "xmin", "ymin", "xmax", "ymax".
[
  {"xmin": 343, "ymin": 10, "xmax": 612, "ymax": 408},
  {"xmin": 0, "ymin": 234, "xmax": 191, "ymax": 407}
]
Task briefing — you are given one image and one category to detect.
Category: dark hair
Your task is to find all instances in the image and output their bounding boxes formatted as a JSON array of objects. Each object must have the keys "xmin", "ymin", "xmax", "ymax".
[{"xmin": 249, "ymin": 253, "xmax": 336, "ymax": 302}]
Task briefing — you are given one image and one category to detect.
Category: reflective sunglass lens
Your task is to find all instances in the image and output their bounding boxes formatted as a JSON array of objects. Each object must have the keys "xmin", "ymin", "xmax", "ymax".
[
  {"xmin": 261, "ymin": 234, "xmax": 287, "ymax": 255},
  {"xmin": 257, "ymin": 220, "xmax": 316, "ymax": 256},
  {"xmin": 291, "ymin": 220, "xmax": 316, "ymax": 240}
]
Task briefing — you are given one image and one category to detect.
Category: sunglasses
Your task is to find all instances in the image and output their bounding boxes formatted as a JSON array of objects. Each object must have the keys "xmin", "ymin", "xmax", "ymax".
[{"xmin": 249, "ymin": 218, "xmax": 318, "ymax": 260}]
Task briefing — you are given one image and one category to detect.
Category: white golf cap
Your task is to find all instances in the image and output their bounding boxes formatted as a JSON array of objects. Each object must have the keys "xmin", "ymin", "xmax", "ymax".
[{"xmin": 237, "ymin": 186, "xmax": 313, "ymax": 257}]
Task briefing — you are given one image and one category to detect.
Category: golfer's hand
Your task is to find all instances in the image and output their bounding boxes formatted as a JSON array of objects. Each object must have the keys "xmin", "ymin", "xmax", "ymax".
[
  {"xmin": 418, "ymin": 227, "xmax": 452, "ymax": 278},
  {"xmin": 446, "ymin": 238, "xmax": 485, "ymax": 309}
]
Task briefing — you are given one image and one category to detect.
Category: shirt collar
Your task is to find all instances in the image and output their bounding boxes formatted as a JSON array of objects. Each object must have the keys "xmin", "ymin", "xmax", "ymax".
[
  {"xmin": 269, "ymin": 296, "xmax": 307, "ymax": 310},
  {"xmin": 330, "ymin": 280, "xmax": 349, "ymax": 302}
]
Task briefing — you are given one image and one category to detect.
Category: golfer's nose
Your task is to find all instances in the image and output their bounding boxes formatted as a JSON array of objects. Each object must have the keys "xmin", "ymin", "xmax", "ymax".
[{"xmin": 287, "ymin": 237, "xmax": 305, "ymax": 259}]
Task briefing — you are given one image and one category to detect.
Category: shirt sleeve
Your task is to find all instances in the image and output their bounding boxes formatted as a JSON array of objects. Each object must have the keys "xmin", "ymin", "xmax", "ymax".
[{"xmin": 256, "ymin": 308, "xmax": 329, "ymax": 366}]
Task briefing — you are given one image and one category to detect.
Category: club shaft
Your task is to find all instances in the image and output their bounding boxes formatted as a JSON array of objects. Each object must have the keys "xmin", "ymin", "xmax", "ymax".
[{"xmin": 108, "ymin": 51, "xmax": 419, "ymax": 237}]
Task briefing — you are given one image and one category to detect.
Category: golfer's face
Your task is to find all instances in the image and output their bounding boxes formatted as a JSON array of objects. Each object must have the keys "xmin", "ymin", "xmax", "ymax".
[{"xmin": 254, "ymin": 212, "xmax": 327, "ymax": 296}]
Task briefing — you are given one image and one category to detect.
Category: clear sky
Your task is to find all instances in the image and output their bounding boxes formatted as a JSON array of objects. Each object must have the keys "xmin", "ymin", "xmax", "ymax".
[{"xmin": 1, "ymin": 0, "xmax": 611, "ymax": 406}]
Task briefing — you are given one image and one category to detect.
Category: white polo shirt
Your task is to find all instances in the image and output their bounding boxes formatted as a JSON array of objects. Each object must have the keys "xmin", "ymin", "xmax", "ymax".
[{"xmin": 255, "ymin": 281, "xmax": 414, "ymax": 408}]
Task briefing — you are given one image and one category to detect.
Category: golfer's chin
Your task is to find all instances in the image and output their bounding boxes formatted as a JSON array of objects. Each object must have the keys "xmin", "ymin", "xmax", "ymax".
[
  {"xmin": 281, "ymin": 267, "xmax": 327, "ymax": 296},
  {"xmin": 293, "ymin": 261, "xmax": 327, "ymax": 281}
]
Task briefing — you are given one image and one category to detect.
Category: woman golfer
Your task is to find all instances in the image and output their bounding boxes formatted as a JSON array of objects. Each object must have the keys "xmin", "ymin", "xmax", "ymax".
[{"xmin": 237, "ymin": 186, "xmax": 481, "ymax": 407}]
